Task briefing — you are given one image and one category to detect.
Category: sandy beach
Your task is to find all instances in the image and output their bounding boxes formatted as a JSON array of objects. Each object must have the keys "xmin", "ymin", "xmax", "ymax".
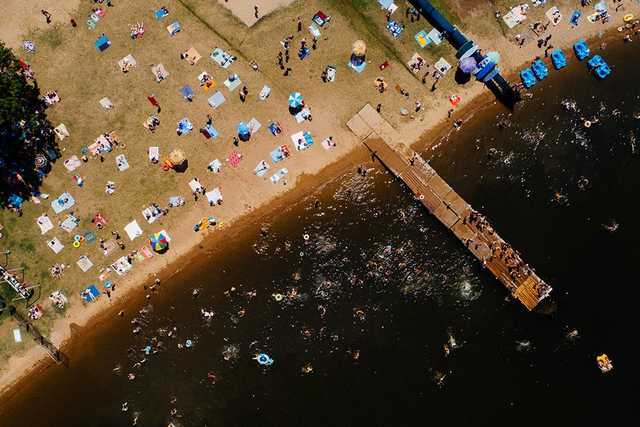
[{"xmin": 1, "ymin": 0, "xmax": 638, "ymax": 399}]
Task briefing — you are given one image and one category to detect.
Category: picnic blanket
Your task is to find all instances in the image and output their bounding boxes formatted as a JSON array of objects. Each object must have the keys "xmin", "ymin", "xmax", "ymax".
[
  {"xmin": 208, "ymin": 91, "xmax": 226, "ymax": 109},
  {"xmin": 99, "ymin": 97, "xmax": 113, "ymax": 109},
  {"xmin": 47, "ymin": 237, "xmax": 64, "ymax": 254},
  {"xmin": 386, "ymin": 20, "xmax": 404, "ymax": 38},
  {"xmin": 188, "ymin": 179, "xmax": 203, "ymax": 193},
  {"xmin": 111, "ymin": 256, "xmax": 133, "ymax": 276},
  {"xmin": 211, "ymin": 48, "xmax": 235, "ymax": 68},
  {"xmin": 149, "ymin": 146, "xmax": 160, "ymax": 163},
  {"xmin": 254, "ymin": 160, "xmax": 270, "ymax": 177},
  {"xmin": 118, "ymin": 54, "xmax": 136, "ymax": 72},
  {"xmin": 64, "ymin": 155, "xmax": 82, "ymax": 172},
  {"xmin": 36, "ymin": 214, "xmax": 54, "ymax": 234},
  {"xmin": 52, "ymin": 192, "xmax": 75, "ymax": 214},
  {"xmin": 124, "ymin": 220, "xmax": 143, "ymax": 241},
  {"xmin": 224, "ymin": 74, "xmax": 242, "ymax": 91},
  {"xmin": 435, "ymin": 57, "xmax": 452, "ymax": 74},
  {"xmin": 115, "ymin": 154, "xmax": 129, "ymax": 171},
  {"xmin": 227, "ymin": 150, "xmax": 243, "ymax": 167},
  {"xmin": 291, "ymin": 131, "xmax": 314, "ymax": 151},
  {"xmin": 207, "ymin": 159, "xmax": 222, "ymax": 172},
  {"xmin": 270, "ymin": 145, "xmax": 290, "ymax": 163},
  {"xmin": 81, "ymin": 285, "xmax": 101, "ymax": 302},
  {"xmin": 76, "ymin": 255, "xmax": 94, "ymax": 272},
  {"xmin": 205, "ymin": 188, "xmax": 223, "ymax": 205},
  {"xmin": 60, "ymin": 214, "xmax": 80, "ymax": 233},
  {"xmin": 270, "ymin": 168, "xmax": 288, "ymax": 184}
]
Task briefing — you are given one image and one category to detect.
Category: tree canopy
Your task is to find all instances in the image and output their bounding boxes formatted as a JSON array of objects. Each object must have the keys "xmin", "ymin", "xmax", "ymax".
[{"xmin": 0, "ymin": 42, "xmax": 57, "ymax": 210}]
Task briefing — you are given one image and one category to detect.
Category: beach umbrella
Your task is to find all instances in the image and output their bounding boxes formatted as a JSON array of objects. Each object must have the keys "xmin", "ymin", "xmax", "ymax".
[
  {"xmin": 237, "ymin": 122, "xmax": 251, "ymax": 141},
  {"xmin": 288, "ymin": 92, "xmax": 304, "ymax": 108},
  {"xmin": 352, "ymin": 40, "xmax": 366, "ymax": 56},
  {"xmin": 149, "ymin": 232, "xmax": 169, "ymax": 253},
  {"xmin": 459, "ymin": 56, "xmax": 477, "ymax": 73},
  {"xmin": 168, "ymin": 149, "xmax": 186, "ymax": 166},
  {"xmin": 486, "ymin": 51, "xmax": 501, "ymax": 64}
]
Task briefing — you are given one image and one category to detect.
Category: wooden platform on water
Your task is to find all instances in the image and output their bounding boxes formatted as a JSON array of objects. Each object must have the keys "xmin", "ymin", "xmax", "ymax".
[{"xmin": 347, "ymin": 105, "xmax": 551, "ymax": 311}]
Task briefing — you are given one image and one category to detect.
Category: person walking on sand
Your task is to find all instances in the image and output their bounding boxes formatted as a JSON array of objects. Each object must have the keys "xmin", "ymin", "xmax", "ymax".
[
  {"xmin": 297, "ymin": 17, "xmax": 302, "ymax": 32},
  {"xmin": 254, "ymin": 6, "xmax": 259, "ymax": 19},
  {"xmin": 41, "ymin": 9, "xmax": 52, "ymax": 24},
  {"xmin": 148, "ymin": 94, "xmax": 161, "ymax": 113}
]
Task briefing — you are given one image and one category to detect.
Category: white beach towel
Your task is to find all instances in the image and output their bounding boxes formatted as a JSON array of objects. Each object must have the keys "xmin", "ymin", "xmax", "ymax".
[
  {"xmin": 188, "ymin": 179, "xmax": 203, "ymax": 193},
  {"xmin": 64, "ymin": 155, "xmax": 82, "ymax": 172},
  {"xmin": 60, "ymin": 214, "xmax": 79, "ymax": 233},
  {"xmin": 254, "ymin": 160, "xmax": 270, "ymax": 177},
  {"xmin": 124, "ymin": 220, "xmax": 143, "ymax": 241},
  {"xmin": 271, "ymin": 168, "xmax": 288, "ymax": 183},
  {"xmin": 224, "ymin": 75, "xmax": 242, "ymax": 91},
  {"xmin": 116, "ymin": 154, "xmax": 129, "ymax": 171},
  {"xmin": 435, "ymin": 57, "xmax": 452, "ymax": 74},
  {"xmin": 99, "ymin": 97, "xmax": 114, "ymax": 109},
  {"xmin": 36, "ymin": 214, "xmax": 54, "ymax": 234},
  {"xmin": 208, "ymin": 91, "xmax": 226, "ymax": 109},
  {"xmin": 111, "ymin": 256, "xmax": 133, "ymax": 276},
  {"xmin": 148, "ymin": 146, "xmax": 160, "ymax": 163},
  {"xmin": 207, "ymin": 159, "xmax": 222, "ymax": 173},
  {"xmin": 47, "ymin": 237, "xmax": 64, "ymax": 254},
  {"xmin": 248, "ymin": 118, "xmax": 262, "ymax": 134},
  {"xmin": 76, "ymin": 255, "xmax": 94, "ymax": 272},
  {"xmin": 205, "ymin": 187, "xmax": 223, "ymax": 205},
  {"xmin": 259, "ymin": 85, "xmax": 271, "ymax": 101},
  {"xmin": 54, "ymin": 124, "xmax": 70, "ymax": 140}
]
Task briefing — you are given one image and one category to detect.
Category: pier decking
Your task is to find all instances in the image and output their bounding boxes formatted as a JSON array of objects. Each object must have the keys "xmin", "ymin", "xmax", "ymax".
[{"xmin": 347, "ymin": 105, "xmax": 551, "ymax": 310}]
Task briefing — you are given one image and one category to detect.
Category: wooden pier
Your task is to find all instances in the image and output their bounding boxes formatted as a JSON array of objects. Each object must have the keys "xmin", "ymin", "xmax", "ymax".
[{"xmin": 347, "ymin": 105, "xmax": 551, "ymax": 310}]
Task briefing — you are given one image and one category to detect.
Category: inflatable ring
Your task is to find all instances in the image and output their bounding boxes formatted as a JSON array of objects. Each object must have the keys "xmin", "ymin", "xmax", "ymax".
[
  {"xmin": 74, "ymin": 234, "xmax": 82, "ymax": 242},
  {"xmin": 73, "ymin": 241, "xmax": 81, "ymax": 248},
  {"xmin": 303, "ymin": 234, "xmax": 310, "ymax": 241},
  {"xmin": 624, "ymin": 14, "xmax": 634, "ymax": 23},
  {"xmin": 617, "ymin": 26, "xmax": 623, "ymax": 32},
  {"xmin": 419, "ymin": 195, "xmax": 425, "ymax": 200},
  {"xmin": 584, "ymin": 120, "xmax": 592, "ymax": 128},
  {"xmin": 299, "ymin": 251, "xmax": 304, "ymax": 257},
  {"xmin": 273, "ymin": 293, "xmax": 284, "ymax": 302}
]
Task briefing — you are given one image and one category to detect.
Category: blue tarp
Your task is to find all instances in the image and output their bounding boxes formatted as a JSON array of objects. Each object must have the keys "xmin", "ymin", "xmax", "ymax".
[{"xmin": 81, "ymin": 284, "xmax": 101, "ymax": 302}]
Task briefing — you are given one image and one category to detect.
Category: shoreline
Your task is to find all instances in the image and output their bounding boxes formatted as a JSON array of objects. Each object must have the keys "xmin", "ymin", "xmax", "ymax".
[{"xmin": 1, "ymin": 3, "xmax": 637, "ymax": 400}]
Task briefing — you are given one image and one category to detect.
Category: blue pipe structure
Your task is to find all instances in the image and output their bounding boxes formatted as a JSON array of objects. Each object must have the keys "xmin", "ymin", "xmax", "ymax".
[{"xmin": 408, "ymin": 0, "xmax": 520, "ymax": 107}]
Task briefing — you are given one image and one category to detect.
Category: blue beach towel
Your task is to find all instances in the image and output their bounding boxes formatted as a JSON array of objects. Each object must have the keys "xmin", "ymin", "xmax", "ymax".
[{"xmin": 95, "ymin": 35, "xmax": 111, "ymax": 52}]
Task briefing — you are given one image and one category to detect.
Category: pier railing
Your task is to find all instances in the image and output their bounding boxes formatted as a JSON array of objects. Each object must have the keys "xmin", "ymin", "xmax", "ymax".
[{"xmin": 347, "ymin": 104, "xmax": 551, "ymax": 310}]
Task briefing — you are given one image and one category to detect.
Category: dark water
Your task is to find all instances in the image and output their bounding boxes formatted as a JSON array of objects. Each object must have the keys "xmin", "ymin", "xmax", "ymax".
[{"xmin": 2, "ymin": 41, "xmax": 640, "ymax": 426}]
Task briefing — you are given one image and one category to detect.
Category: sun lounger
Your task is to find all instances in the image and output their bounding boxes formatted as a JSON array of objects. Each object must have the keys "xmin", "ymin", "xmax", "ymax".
[
  {"xmin": 223, "ymin": 74, "xmax": 242, "ymax": 91},
  {"xmin": 47, "ymin": 237, "xmax": 64, "ymax": 254},
  {"xmin": 254, "ymin": 160, "xmax": 270, "ymax": 177},
  {"xmin": 115, "ymin": 154, "xmax": 129, "ymax": 171},
  {"xmin": 124, "ymin": 220, "xmax": 143, "ymax": 241},
  {"xmin": 205, "ymin": 188, "xmax": 223, "ymax": 205},
  {"xmin": 211, "ymin": 48, "xmax": 235, "ymax": 68},
  {"xmin": 36, "ymin": 214, "xmax": 53, "ymax": 234},
  {"xmin": 208, "ymin": 91, "xmax": 225, "ymax": 109},
  {"xmin": 76, "ymin": 255, "xmax": 94, "ymax": 272},
  {"xmin": 270, "ymin": 168, "xmax": 288, "ymax": 183},
  {"xmin": 51, "ymin": 192, "xmax": 75, "ymax": 214}
]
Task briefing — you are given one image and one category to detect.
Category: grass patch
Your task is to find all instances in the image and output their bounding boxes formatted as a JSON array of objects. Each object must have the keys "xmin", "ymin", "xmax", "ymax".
[{"xmin": 39, "ymin": 24, "xmax": 65, "ymax": 49}]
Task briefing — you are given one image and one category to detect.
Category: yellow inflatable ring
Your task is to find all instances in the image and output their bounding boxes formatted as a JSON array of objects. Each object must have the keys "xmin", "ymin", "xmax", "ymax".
[
  {"xmin": 624, "ymin": 14, "xmax": 634, "ymax": 23},
  {"xmin": 73, "ymin": 241, "xmax": 81, "ymax": 248}
]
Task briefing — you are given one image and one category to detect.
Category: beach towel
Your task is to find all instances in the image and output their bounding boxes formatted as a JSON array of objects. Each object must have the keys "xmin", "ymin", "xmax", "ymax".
[
  {"xmin": 248, "ymin": 118, "xmax": 262, "ymax": 134},
  {"xmin": 259, "ymin": 85, "xmax": 271, "ymax": 101},
  {"xmin": 177, "ymin": 118, "xmax": 193, "ymax": 135},
  {"xmin": 124, "ymin": 220, "xmax": 143, "ymax": 241},
  {"xmin": 227, "ymin": 150, "xmax": 243, "ymax": 167},
  {"xmin": 570, "ymin": 10, "xmax": 582, "ymax": 26},
  {"xmin": 51, "ymin": 192, "xmax": 75, "ymax": 214},
  {"xmin": 13, "ymin": 329, "xmax": 22, "ymax": 343},
  {"xmin": 140, "ymin": 246, "xmax": 154, "ymax": 258},
  {"xmin": 254, "ymin": 160, "xmax": 270, "ymax": 177},
  {"xmin": 23, "ymin": 40, "xmax": 36, "ymax": 53},
  {"xmin": 268, "ymin": 122, "xmax": 282, "ymax": 136},
  {"xmin": 155, "ymin": 6, "xmax": 169, "ymax": 19},
  {"xmin": 503, "ymin": 4, "xmax": 528, "ymax": 28},
  {"xmin": 111, "ymin": 256, "xmax": 133, "ymax": 276},
  {"xmin": 149, "ymin": 146, "xmax": 160, "ymax": 163},
  {"xmin": 201, "ymin": 125, "xmax": 218, "ymax": 139},
  {"xmin": 270, "ymin": 168, "xmax": 288, "ymax": 184},
  {"xmin": 76, "ymin": 255, "xmax": 94, "ymax": 272},
  {"xmin": 546, "ymin": 6, "xmax": 562, "ymax": 26},
  {"xmin": 223, "ymin": 74, "xmax": 242, "ymax": 91},
  {"xmin": 99, "ymin": 97, "xmax": 113, "ymax": 109},
  {"xmin": 386, "ymin": 20, "xmax": 403, "ymax": 38},
  {"xmin": 208, "ymin": 91, "xmax": 225, "ymax": 109},
  {"xmin": 115, "ymin": 154, "xmax": 129, "ymax": 171},
  {"xmin": 84, "ymin": 231, "xmax": 97, "ymax": 243},
  {"xmin": 435, "ymin": 57, "xmax": 452, "ymax": 75},
  {"xmin": 207, "ymin": 159, "xmax": 222, "ymax": 172},
  {"xmin": 292, "ymin": 131, "xmax": 314, "ymax": 151},
  {"xmin": 60, "ymin": 214, "xmax": 80, "ymax": 233},
  {"xmin": 198, "ymin": 71, "xmax": 214, "ymax": 85},
  {"xmin": 415, "ymin": 30, "xmax": 430, "ymax": 48},
  {"xmin": 118, "ymin": 54, "xmax": 136, "ymax": 72},
  {"xmin": 408, "ymin": 53, "xmax": 426, "ymax": 74},
  {"xmin": 211, "ymin": 48, "xmax": 235, "ymax": 68},
  {"xmin": 188, "ymin": 179, "xmax": 203, "ymax": 193},
  {"xmin": 166, "ymin": 21, "xmax": 181, "ymax": 36},
  {"xmin": 102, "ymin": 239, "xmax": 117, "ymax": 256},
  {"xmin": 81, "ymin": 284, "xmax": 101, "ymax": 302},
  {"xmin": 64, "ymin": 155, "xmax": 82, "ymax": 172},
  {"xmin": 180, "ymin": 85, "xmax": 194, "ymax": 101},
  {"xmin": 184, "ymin": 47, "xmax": 201, "ymax": 65},
  {"xmin": 142, "ymin": 207, "xmax": 159, "ymax": 224},
  {"xmin": 95, "ymin": 35, "xmax": 111, "ymax": 52},
  {"xmin": 151, "ymin": 64, "xmax": 169, "ymax": 82},
  {"xmin": 295, "ymin": 107, "xmax": 311, "ymax": 124},
  {"xmin": 54, "ymin": 124, "xmax": 70, "ymax": 140},
  {"xmin": 321, "ymin": 137, "xmax": 336, "ymax": 150},
  {"xmin": 168, "ymin": 196, "xmax": 184, "ymax": 207},
  {"xmin": 47, "ymin": 237, "xmax": 64, "ymax": 254},
  {"xmin": 205, "ymin": 187, "xmax": 223, "ymax": 205},
  {"xmin": 270, "ymin": 145, "xmax": 290, "ymax": 163},
  {"xmin": 36, "ymin": 214, "xmax": 54, "ymax": 234}
]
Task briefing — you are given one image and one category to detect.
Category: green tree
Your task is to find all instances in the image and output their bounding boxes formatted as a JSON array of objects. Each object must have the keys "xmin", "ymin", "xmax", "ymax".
[{"xmin": 0, "ymin": 41, "xmax": 57, "ymax": 210}]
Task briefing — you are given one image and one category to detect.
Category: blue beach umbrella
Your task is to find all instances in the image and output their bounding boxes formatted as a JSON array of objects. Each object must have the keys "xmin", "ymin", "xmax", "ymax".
[
  {"xmin": 288, "ymin": 92, "xmax": 303, "ymax": 108},
  {"xmin": 459, "ymin": 56, "xmax": 477, "ymax": 73},
  {"xmin": 237, "ymin": 122, "xmax": 251, "ymax": 141}
]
